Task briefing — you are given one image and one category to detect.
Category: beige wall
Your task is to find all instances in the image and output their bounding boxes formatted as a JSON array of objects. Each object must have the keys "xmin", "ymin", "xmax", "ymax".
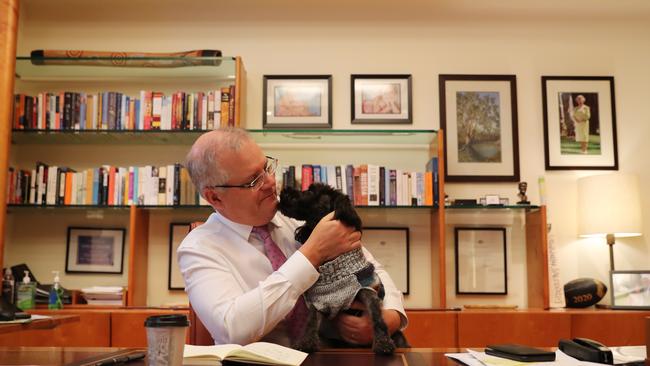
[{"xmin": 8, "ymin": 0, "xmax": 650, "ymax": 307}]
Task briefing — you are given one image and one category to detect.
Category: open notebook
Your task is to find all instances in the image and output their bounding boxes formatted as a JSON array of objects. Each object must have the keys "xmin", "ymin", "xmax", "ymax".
[{"xmin": 183, "ymin": 342, "xmax": 308, "ymax": 366}]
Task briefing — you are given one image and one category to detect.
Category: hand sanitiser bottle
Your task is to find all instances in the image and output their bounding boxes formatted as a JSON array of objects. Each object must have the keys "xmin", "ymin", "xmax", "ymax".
[
  {"xmin": 16, "ymin": 270, "xmax": 36, "ymax": 310},
  {"xmin": 1, "ymin": 268, "xmax": 15, "ymax": 304},
  {"xmin": 48, "ymin": 271, "xmax": 63, "ymax": 309}
]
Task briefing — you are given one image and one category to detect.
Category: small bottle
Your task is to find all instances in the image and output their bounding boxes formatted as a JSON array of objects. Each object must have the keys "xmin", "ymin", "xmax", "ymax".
[
  {"xmin": 16, "ymin": 270, "xmax": 36, "ymax": 310},
  {"xmin": 48, "ymin": 270, "xmax": 63, "ymax": 310},
  {"xmin": 2, "ymin": 268, "xmax": 15, "ymax": 304}
]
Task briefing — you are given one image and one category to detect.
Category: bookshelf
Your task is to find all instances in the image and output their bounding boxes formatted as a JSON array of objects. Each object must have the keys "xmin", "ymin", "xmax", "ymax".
[{"xmin": 3, "ymin": 54, "xmax": 246, "ymax": 306}]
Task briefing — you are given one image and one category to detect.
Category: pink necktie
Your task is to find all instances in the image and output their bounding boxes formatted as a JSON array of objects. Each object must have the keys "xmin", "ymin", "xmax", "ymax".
[{"xmin": 252, "ymin": 225, "xmax": 309, "ymax": 341}]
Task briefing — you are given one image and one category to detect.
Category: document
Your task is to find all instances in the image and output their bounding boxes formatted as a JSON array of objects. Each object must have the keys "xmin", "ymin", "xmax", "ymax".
[{"xmin": 446, "ymin": 347, "xmax": 647, "ymax": 366}]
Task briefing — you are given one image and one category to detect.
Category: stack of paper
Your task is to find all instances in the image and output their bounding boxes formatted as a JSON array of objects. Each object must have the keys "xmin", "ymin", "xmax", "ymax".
[
  {"xmin": 81, "ymin": 286, "xmax": 124, "ymax": 305},
  {"xmin": 446, "ymin": 347, "xmax": 646, "ymax": 366}
]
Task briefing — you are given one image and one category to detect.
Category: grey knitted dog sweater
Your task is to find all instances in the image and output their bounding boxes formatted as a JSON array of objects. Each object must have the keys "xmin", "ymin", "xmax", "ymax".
[{"xmin": 305, "ymin": 247, "xmax": 381, "ymax": 318}]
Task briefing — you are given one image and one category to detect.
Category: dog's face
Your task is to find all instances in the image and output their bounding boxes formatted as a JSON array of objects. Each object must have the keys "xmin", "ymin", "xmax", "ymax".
[{"xmin": 279, "ymin": 183, "xmax": 362, "ymax": 243}]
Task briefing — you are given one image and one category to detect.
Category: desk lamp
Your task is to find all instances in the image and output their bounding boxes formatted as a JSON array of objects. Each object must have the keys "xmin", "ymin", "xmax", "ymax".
[{"xmin": 577, "ymin": 173, "xmax": 643, "ymax": 271}]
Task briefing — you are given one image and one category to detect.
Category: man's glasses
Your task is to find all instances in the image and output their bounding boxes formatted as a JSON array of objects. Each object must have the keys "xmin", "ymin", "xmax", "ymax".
[{"xmin": 210, "ymin": 156, "xmax": 278, "ymax": 191}]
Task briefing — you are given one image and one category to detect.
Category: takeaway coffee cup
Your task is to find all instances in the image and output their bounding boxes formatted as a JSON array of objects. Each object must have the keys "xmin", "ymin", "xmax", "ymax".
[{"xmin": 145, "ymin": 314, "xmax": 189, "ymax": 366}]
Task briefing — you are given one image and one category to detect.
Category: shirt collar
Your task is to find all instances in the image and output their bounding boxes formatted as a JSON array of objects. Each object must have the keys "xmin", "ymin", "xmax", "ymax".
[{"xmin": 209, "ymin": 210, "xmax": 285, "ymax": 240}]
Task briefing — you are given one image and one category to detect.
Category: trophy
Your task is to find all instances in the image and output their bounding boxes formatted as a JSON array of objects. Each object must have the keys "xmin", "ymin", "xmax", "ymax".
[{"xmin": 517, "ymin": 181, "xmax": 530, "ymax": 205}]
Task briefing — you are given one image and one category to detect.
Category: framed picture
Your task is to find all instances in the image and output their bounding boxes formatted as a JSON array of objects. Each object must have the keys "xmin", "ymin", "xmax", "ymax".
[
  {"xmin": 439, "ymin": 74, "xmax": 520, "ymax": 182},
  {"xmin": 263, "ymin": 75, "xmax": 332, "ymax": 129},
  {"xmin": 454, "ymin": 227, "xmax": 507, "ymax": 295},
  {"xmin": 362, "ymin": 227, "xmax": 409, "ymax": 294},
  {"xmin": 611, "ymin": 270, "xmax": 650, "ymax": 310},
  {"xmin": 65, "ymin": 227, "xmax": 125, "ymax": 274},
  {"xmin": 169, "ymin": 223, "xmax": 191, "ymax": 290},
  {"xmin": 351, "ymin": 74, "xmax": 412, "ymax": 124},
  {"xmin": 542, "ymin": 76, "xmax": 618, "ymax": 170}
]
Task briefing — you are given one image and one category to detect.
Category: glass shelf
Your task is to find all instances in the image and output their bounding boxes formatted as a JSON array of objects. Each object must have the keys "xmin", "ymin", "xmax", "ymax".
[
  {"xmin": 15, "ymin": 56, "xmax": 237, "ymax": 82},
  {"xmin": 248, "ymin": 129, "xmax": 438, "ymax": 147},
  {"xmin": 11, "ymin": 129, "xmax": 209, "ymax": 145},
  {"xmin": 446, "ymin": 204, "xmax": 540, "ymax": 211},
  {"xmin": 7, "ymin": 204, "xmax": 213, "ymax": 210},
  {"xmin": 7, "ymin": 203, "xmax": 434, "ymax": 210},
  {"xmin": 11, "ymin": 128, "xmax": 438, "ymax": 146}
]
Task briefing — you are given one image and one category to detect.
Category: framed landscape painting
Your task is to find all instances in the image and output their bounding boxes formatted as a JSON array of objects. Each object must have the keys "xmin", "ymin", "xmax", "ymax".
[
  {"xmin": 351, "ymin": 74, "xmax": 412, "ymax": 124},
  {"xmin": 542, "ymin": 76, "xmax": 618, "ymax": 170},
  {"xmin": 439, "ymin": 74, "xmax": 520, "ymax": 182},
  {"xmin": 263, "ymin": 75, "xmax": 332, "ymax": 129}
]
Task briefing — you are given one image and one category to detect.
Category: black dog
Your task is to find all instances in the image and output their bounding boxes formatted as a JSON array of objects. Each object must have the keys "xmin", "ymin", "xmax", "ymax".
[{"xmin": 278, "ymin": 183, "xmax": 408, "ymax": 354}]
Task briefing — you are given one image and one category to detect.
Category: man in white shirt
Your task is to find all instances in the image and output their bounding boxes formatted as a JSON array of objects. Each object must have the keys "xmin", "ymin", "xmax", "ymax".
[{"xmin": 178, "ymin": 127, "xmax": 407, "ymax": 346}]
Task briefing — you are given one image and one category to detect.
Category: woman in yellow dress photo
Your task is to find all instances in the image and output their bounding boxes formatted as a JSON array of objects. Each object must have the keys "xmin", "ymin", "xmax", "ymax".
[{"xmin": 570, "ymin": 94, "xmax": 591, "ymax": 154}]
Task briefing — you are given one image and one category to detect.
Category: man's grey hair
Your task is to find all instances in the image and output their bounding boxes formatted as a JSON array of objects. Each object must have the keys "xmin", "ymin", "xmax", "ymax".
[{"xmin": 185, "ymin": 127, "xmax": 252, "ymax": 197}]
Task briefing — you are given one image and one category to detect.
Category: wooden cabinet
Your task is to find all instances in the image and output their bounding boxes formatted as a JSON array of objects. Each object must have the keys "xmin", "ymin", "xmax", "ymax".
[
  {"xmin": 404, "ymin": 309, "xmax": 650, "ymax": 347},
  {"xmin": 0, "ymin": 308, "xmax": 188, "ymax": 347}
]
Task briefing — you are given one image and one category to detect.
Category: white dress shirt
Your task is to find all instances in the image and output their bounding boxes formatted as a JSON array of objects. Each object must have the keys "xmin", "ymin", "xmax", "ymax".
[{"xmin": 177, "ymin": 210, "xmax": 407, "ymax": 346}]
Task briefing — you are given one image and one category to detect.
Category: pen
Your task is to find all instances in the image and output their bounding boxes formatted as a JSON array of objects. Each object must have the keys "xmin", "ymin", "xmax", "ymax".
[{"xmin": 95, "ymin": 352, "xmax": 145, "ymax": 366}]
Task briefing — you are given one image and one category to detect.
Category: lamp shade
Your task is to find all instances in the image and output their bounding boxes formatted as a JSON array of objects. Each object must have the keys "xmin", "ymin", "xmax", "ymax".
[{"xmin": 578, "ymin": 173, "xmax": 643, "ymax": 238}]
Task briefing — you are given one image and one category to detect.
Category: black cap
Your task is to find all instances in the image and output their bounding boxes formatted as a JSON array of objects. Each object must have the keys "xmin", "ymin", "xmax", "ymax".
[{"xmin": 144, "ymin": 314, "xmax": 189, "ymax": 328}]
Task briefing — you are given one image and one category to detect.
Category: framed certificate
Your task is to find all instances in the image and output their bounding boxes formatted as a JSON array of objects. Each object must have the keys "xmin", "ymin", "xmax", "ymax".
[{"xmin": 362, "ymin": 227, "xmax": 409, "ymax": 294}]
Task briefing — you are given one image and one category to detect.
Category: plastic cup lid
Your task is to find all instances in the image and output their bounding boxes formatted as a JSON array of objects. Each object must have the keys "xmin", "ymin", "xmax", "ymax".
[{"xmin": 144, "ymin": 314, "xmax": 189, "ymax": 327}]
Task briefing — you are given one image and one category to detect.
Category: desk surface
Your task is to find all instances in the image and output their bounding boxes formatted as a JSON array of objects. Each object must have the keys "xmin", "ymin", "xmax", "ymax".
[
  {"xmin": 0, "ymin": 314, "xmax": 80, "ymax": 335},
  {"xmin": 0, "ymin": 347, "xmax": 460, "ymax": 366}
]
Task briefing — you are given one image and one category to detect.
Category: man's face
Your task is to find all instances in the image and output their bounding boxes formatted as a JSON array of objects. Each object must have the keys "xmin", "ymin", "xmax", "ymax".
[{"xmin": 209, "ymin": 140, "xmax": 278, "ymax": 226}]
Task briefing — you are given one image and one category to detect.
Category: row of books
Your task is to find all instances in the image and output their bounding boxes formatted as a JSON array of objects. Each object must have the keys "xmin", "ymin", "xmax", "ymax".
[
  {"xmin": 8, "ymin": 158, "xmax": 440, "ymax": 207},
  {"xmin": 276, "ymin": 158, "xmax": 440, "ymax": 207},
  {"xmin": 12, "ymin": 86, "xmax": 237, "ymax": 131},
  {"xmin": 7, "ymin": 162, "xmax": 208, "ymax": 207}
]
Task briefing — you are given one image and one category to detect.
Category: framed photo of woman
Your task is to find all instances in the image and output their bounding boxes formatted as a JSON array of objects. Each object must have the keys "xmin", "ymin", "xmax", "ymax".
[{"xmin": 542, "ymin": 76, "xmax": 618, "ymax": 170}]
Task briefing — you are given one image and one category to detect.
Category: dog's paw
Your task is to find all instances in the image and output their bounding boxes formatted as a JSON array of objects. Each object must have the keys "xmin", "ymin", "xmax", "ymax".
[
  {"xmin": 292, "ymin": 337, "xmax": 320, "ymax": 353},
  {"xmin": 372, "ymin": 337, "xmax": 396, "ymax": 355}
]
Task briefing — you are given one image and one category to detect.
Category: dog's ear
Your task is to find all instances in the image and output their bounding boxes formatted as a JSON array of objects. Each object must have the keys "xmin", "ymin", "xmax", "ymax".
[
  {"xmin": 333, "ymin": 194, "xmax": 362, "ymax": 231},
  {"xmin": 278, "ymin": 186, "xmax": 301, "ymax": 217},
  {"xmin": 279, "ymin": 186, "xmax": 315, "ymax": 220}
]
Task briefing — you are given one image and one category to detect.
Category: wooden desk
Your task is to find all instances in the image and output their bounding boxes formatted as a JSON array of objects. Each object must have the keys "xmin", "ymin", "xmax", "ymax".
[
  {"xmin": 0, "ymin": 347, "xmax": 461, "ymax": 366},
  {"xmin": 304, "ymin": 349, "xmax": 460, "ymax": 366},
  {"xmin": 0, "ymin": 347, "xmax": 143, "ymax": 365},
  {"xmin": 0, "ymin": 314, "xmax": 80, "ymax": 334}
]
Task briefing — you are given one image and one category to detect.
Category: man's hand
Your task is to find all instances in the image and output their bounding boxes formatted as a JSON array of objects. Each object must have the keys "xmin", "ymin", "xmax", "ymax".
[
  {"xmin": 299, "ymin": 211, "xmax": 361, "ymax": 267},
  {"xmin": 335, "ymin": 301, "xmax": 402, "ymax": 345}
]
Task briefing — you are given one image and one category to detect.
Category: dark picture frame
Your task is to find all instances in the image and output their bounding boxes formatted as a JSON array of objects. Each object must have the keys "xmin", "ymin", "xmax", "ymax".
[
  {"xmin": 362, "ymin": 227, "xmax": 410, "ymax": 294},
  {"xmin": 454, "ymin": 227, "xmax": 507, "ymax": 295},
  {"xmin": 263, "ymin": 75, "xmax": 332, "ymax": 129},
  {"xmin": 169, "ymin": 223, "xmax": 191, "ymax": 290},
  {"xmin": 351, "ymin": 74, "xmax": 412, "ymax": 124},
  {"xmin": 439, "ymin": 74, "xmax": 520, "ymax": 182},
  {"xmin": 542, "ymin": 76, "xmax": 618, "ymax": 170},
  {"xmin": 610, "ymin": 270, "xmax": 650, "ymax": 310},
  {"xmin": 65, "ymin": 227, "xmax": 125, "ymax": 274}
]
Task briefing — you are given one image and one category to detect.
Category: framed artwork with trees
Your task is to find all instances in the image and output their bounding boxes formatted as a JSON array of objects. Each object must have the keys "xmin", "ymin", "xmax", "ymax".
[{"xmin": 439, "ymin": 74, "xmax": 520, "ymax": 182}]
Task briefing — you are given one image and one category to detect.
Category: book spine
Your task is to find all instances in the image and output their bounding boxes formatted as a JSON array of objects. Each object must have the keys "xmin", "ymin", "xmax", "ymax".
[
  {"xmin": 228, "ymin": 84, "xmax": 236, "ymax": 126},
  {"xmin": 379, "ymin": 166, "xmax": 386, "ymax": 206},
  {"xmin": 152, "ymin": 91, "xmax": 163, "ymax": 130},
  {"xmin": 367, "ymin": 164, "xmax": 379, "ymax": 206},
  {"xmin": 301, "ymin": 165, "xmax": 313, "ymax": 191},
  {"xmin": 220, "ymin": 87, "xmax": 230, "ymax": 127}
]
